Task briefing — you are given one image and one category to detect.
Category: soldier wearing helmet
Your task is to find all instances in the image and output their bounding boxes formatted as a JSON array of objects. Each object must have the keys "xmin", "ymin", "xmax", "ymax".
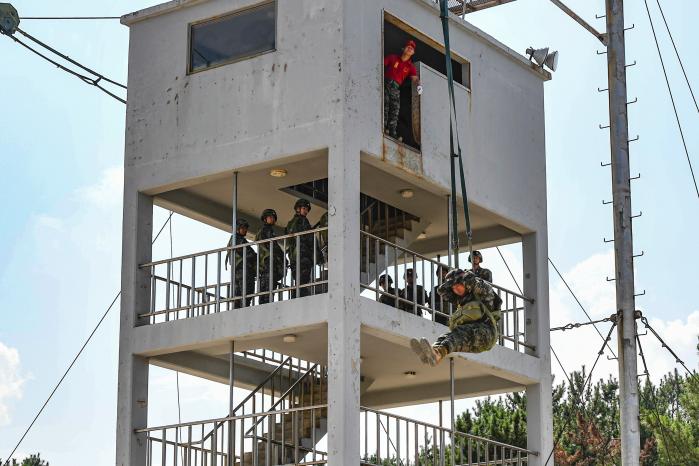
[
  {"xmin": 226, "ymin": 218, "xmax": 257, "ymax": 308},
  {"xmin": 378, "ymin": 274, "xmax": 398, "ymax": 308},
  {"xmin": 469, "ymin": 250, "xmax": 492, "ymax": 283},
  {"xmin": 398, "ymin": 268, "xmax": 429, "ymax": 314},
  {"xmin": 410, "ymin": 268, "xmax": 502, "ymax": 366},
  {"xmin": 285, "ymin": 198, "xmax": 315, "ymax": 297},
  {"xmin": 255, "ymin": 209, "xmax": 285, "ymax": 304}
]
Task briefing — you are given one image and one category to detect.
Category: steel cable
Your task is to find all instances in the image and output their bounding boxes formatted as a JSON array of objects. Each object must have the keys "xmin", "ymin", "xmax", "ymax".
[
  {"xmin": 643, "ymin": 0, "xmax": 699, "ymax": 199},
  {"xmin": 1, "ymin": 212, "xmax": 174, "ymax": 465},
  {"xmin": 654, "ymin": 0, "xmax": 698, "ymax": 113}
]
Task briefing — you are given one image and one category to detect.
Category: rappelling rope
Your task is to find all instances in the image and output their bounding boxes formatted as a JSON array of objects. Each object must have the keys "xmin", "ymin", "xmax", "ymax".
[{"xmin": 439, "ymin": 0, "xmax": 474, "ymax": 270}]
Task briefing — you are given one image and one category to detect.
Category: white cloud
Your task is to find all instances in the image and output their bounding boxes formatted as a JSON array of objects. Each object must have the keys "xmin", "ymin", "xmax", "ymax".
[
  {"xmin": 0, "ymin": 341, "xmax": 26, "ymax": 427},
  {"xmin": 548, "ymin": 250, "xmax": 699, "ymax": 385},
  {"xmin": 76, "ymin": 166, "xmax": 124, "ymax": 206}
]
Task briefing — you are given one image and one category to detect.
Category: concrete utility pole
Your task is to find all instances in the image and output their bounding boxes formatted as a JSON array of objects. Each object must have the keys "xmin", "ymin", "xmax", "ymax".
[{"xmin": 605, "ymin": 0, "xmax": 641, "ymax": 463}]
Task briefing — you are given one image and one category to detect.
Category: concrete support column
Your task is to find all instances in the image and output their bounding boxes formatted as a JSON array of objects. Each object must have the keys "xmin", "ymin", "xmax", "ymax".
[
  {"xmin": 326, "ymin": 0, "xmax": 362, "ymax": 456},
  {"xmin": 522, "ymin": 232, "xmax": 553, "ymax": 465},
  {"xmin": 116, "ymin": 190, "xmax": 153, "ymax": 466}
]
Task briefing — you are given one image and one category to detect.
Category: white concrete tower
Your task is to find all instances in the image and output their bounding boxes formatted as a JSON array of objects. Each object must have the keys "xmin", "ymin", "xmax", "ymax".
[{"xmin": 116, "ymin": 1, "xmax": 553, "ymax": 465}]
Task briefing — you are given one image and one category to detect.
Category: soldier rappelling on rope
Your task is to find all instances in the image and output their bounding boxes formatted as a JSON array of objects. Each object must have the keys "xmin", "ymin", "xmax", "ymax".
[{"xmin": 410, "ymin": 268, "xmax": 502, "ymax": 366}]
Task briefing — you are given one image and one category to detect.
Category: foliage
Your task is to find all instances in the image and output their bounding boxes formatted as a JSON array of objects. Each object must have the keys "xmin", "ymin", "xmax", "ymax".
[{"xmin": 0, "ymin": 454, "xmax": 49, "ymax": 466}]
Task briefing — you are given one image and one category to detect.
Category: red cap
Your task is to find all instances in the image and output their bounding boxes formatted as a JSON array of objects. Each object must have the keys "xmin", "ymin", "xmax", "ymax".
[{"xmin": 405, "ymin": 40, "xmax": 416, "ymax": 50}]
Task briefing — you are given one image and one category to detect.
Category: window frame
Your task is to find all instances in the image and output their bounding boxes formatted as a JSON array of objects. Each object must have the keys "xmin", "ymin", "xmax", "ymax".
[{"xmin": 186, "ymin": 0, "xmax": 278, "ymax": 75}]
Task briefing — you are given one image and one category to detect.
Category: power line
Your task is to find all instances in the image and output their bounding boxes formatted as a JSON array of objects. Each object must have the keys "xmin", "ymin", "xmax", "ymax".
[
  {"xmin": 550, "ymin": 314, "xmax": 616, "ymax": 332},
  {"xmin": 639, "ymin": 315, "xmax": 693, "ymax": 376},
  {"xmin": 543, "ymin": 319, "xmax": 617, "ymax": 466},
  {"xmin": 636, "ymin": 335, "xmax": 679, "ymax": 466},
  {"xmin": 654, "ymin": 0, "xmax": 698, "ymax": 113},
  {"xmin": 548, "ymin": 257, "xmax": 617, "ymax": 358},
  {"xmin": 0, "ymin": 27, "xmax": 126, "ymax": 104},
  {"xmin": 643, "ymin": 0, "xmax": 699, "ymax": 200},
  {"xmin": 495, "ymin": 246, "xmax": 522, "ymax": 294},
  {"xmin": 1, "ymin": 212, "xmax": 174, "ymax": 465}
]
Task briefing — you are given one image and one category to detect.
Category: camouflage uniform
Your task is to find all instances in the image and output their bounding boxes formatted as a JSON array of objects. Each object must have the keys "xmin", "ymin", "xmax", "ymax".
[
  {"xmin": 399, "ymin": 269, "xmax": 429, "ymax": 315},
  {"xmin": 473, "ymin": 266, "xmax": 493, "ymax": 283},
  {"xmin": 384, "ymin": 80, "xmax": 401, "ymax": 138},
  {"xmin": 313, "ymin": 211, "xmax": 329, "ymax": 264},
  {"xmin": 286, "ymin": 204, "xmax": 315, "ymax": 298},
  {"xmin": 226, "ymin": 231, "xmax": 257, "ymax": 308},
  {"xmin": 255, "ymin": 220, "xmax": 285, "ymax": 305},
  {"xmin": 433, "ymin": 269, "xmax": 502, "ymax": 355}
]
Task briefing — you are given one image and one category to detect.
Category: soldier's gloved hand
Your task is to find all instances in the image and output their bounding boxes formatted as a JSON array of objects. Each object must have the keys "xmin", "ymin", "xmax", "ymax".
[{"xmin": 416, "ymin": 85, "xmax": 424, "ymax": 95}]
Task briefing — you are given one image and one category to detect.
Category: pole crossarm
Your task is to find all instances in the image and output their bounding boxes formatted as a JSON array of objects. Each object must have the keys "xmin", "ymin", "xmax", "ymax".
[{"xmin": 548, "ymin": 0, "xmax": 608, "ymax": 45}]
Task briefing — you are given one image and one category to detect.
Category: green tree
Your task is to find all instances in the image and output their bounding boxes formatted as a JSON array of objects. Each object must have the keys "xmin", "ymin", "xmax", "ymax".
[{"xmin": 0, "ymin": 453, "xmax": 49, "ymax": 466}]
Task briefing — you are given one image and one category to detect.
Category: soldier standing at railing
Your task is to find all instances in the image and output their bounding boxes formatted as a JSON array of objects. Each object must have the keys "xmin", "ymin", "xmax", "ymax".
[
  {"xmin": 469, "ymin": 250, "xmax": 492, "ymax": 283},
  {"xmin": 256, "ymin": 208, "xmax": 285, "ymax": 305},
  {"xmin": 411, "ymin": 269, "xmax": 502, "ymax": 366},
  {"xmin": 286, "ymin": 199, "xmax": 314, "ymax": 298},
  {"xmin": 226, "ymin": 219, "xmax": 257, "ymax": 308},
  {"xmin": 430, "ymin": 265, "xmax": 450, "ymax": 326},
  {"xmin": 399, "ymin": 268, "xmax": 428, "ymax": 314}
]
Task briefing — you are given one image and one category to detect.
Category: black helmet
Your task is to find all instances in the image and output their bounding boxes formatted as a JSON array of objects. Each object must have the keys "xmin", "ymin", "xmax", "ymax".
[
  {"xmin": 404, "ymin": 268, "xmax": 416, "ymax": 279},
  {"xmin": 437, "ymin": 268, "xmax": 475, "ymax": 300},
  {"xmin": 236, "ymin": 218, "xmax": 250, "ymax": 230},
  {"xmin": 468, "ymin": 250, "xmax": 483, "ymax": 263},
  {"xmin": 260, "ymin": 208, "xmax": 278, "ymax": 222},
  {"xmin": 294, "ymin": 198, "xmax": 311, "ymax": 211},
  {"xmin": 378, "ymin": 274, "xmax": 393, "ymax": 286}
]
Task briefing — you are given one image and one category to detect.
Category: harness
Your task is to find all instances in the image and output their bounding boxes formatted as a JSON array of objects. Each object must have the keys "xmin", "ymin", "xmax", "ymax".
[{"xmin": 449, "ymin": 300, "xmax": 500, "ymax": 336}]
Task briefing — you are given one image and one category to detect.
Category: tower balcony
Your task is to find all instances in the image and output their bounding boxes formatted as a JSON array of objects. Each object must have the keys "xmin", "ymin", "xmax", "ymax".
[{"xmin": 139, "ymin": 228, "xmax": 532, "ymax": 355}]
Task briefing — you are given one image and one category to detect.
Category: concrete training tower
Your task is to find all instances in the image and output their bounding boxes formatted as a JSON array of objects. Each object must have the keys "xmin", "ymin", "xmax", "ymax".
[{"xmin": 116, "ymin": 0, "xmax": 553, "ymax": 464}]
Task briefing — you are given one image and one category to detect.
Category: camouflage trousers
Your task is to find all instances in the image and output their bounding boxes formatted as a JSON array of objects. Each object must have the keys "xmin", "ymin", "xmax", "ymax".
[
  {"xmin": 258, "ymin": 268, "xmax": 283, "ymax": 304},
  {"xmin": 233, "ymin": 277, "xmax": 255, "ymax": 308},
  {"xmin": 433, "ymin": 319, "xmax": 497, "ymax": 354},
  {"xmin": 384, "ymin": 80, "xmax": 401, "ymax": 137},
  {"xmin": 290, "ymin": 257, "xmax": 313, "ymax": 298}
]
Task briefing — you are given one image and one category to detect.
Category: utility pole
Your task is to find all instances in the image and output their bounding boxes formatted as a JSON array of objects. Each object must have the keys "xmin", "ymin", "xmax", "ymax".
[{"xmin": 605, "ymin": 0, "xmax": 641, "ymax": 463}]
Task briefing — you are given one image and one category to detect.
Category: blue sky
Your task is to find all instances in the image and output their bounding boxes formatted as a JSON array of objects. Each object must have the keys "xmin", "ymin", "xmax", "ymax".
[{"xmin": 1, "ymin": 0, "xmax": 698, "ymax": 464}]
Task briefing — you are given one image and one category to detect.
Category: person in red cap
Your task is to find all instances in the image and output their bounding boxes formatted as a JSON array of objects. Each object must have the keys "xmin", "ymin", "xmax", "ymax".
[{"xmin": 384, "ymin": 40, "xmax": 423, "ymax": 139}]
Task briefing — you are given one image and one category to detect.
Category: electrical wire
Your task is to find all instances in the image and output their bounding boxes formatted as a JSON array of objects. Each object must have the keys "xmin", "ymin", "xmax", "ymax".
[
  {"xmin": 1, "ymin": 212, "xmax": 174, "ymax": 466},
  {"xmin": 548, "ymin": 257, "xmax": 617, "ymax": 358},
  {"xmin": 643, "ymin": 0, "xmax": 699, "ymax": 200},
  {"xmin": 543, "ymin": 319, "xmax": 617, "ymax": 466},
  {"xmin": 495, "ymin": 246, "xmax": 523, "ymax": 294},
  {"xmin": 16, "ymin": 28, "xmax": 126, "ymax": 89},
  {"xmin": 640, "ymin": 316, "xmax": 694, "ymax": 376},
  {"xmin": 636, "ymin": 335, "xmax": 678, "ymax": 466},
  {"xmin": 0, "ymin": 28, "xmax": 126, "ymax": 104},
  {"xmin": 654, "ymin": 0, "xmax": 698, "ymax": 113}
]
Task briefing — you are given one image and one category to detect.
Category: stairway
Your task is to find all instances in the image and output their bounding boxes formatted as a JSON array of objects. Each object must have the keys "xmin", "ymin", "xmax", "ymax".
[{"xmin": 237, "ymin": 378, "xmax": 328, "ymax": 466}]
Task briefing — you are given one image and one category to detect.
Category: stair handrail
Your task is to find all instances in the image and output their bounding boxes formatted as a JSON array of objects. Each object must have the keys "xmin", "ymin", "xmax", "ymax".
[
  {"xmin": 194, "ymin": 355, "xmax": 297, "ymax": 447},
  {"xmin": 245, "ymin": 363, "xmax": 323, "ymax": 436}
]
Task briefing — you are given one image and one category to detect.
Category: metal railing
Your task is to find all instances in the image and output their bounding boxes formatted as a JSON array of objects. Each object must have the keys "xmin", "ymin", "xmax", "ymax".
[
  {"xmin": 139, "ymin": 405, "xmax": 328, "ymax": 466},
  {"xmin": 360, "ymin": 231, "xmax": 534, "ymax": 352},
  {"xmin": 361, "ymin": 407, "xmax": 534, "ymax": 466},
  {"xmin": 139, "ymin": 228, "xmax": 328, "ymax": 324}
]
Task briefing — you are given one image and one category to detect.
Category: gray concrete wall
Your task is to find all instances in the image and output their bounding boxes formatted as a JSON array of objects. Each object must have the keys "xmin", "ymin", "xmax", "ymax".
[{"xmin": 123, "ymin": 0, "xmax": 344, "ymax": 192}]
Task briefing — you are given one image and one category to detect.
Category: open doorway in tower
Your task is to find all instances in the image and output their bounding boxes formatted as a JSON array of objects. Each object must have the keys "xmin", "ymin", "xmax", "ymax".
[{"xmin": 383, "ymin": 13, "xmax": 471, "ymax": 151}]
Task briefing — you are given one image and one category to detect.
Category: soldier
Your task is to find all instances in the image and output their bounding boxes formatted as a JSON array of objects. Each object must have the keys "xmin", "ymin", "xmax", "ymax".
[
  {"xmin": 430, "ymin": 265, "xmax": 450, "ymax": 326},
  {"xmin": 399, "ymin": 268, "xmax": 429, "ymax": 314},
  {"xmin": 255, "ymin": 208, "xmax": 285, "ymax": 304},
  {"xmin": 469, "ymin": 250, "xmax": 493, "ymax": 283},
  {"xmin": 225, "ymin": 219, "xmax": 257, "ymax": 308},
  {"xmin": 410, "ymin": 269, "xmax": 502, "ymax": 366},
  {"xmin": 384, "ymin": 40, "xmax": 423, "ymax": 139},
  {"xmin": 286, "ymin": 198, "xmax": 314, "ymax": 297},
  {"xmin": 313, "ymin": 211, "xmax": 329, "ymax": 264},
  {"xmin": 378, "ymin": 274, "xmax": 398, "ymax": 308}
]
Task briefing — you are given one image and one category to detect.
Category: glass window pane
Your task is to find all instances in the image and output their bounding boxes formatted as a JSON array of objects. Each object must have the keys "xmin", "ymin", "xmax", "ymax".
[{"xmin": 190, "ymin": 2, "xmax": 276, "ymax": 73}]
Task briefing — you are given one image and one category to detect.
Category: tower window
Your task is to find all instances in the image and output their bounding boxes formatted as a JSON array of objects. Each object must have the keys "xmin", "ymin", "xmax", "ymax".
[{"xmin": 188, "ymin": 2, "xmax": 276, "ymax": 73}]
